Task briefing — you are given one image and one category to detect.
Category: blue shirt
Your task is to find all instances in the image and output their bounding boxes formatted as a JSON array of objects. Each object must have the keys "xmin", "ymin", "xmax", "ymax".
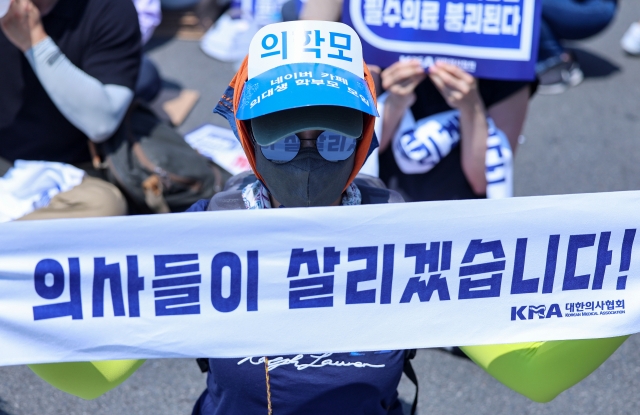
[{"xmin": 187, "ymin": 199, "xmax": 406, "ymax": 415}]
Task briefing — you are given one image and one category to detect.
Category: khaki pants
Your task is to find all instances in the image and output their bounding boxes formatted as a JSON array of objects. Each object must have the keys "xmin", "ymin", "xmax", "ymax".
[{"xmin": 17, "ymin": 176, "xmax": 127, "ymax": 221}]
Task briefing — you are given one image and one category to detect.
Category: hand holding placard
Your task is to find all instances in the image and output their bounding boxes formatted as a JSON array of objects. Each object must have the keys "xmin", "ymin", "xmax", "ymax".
[{"xmin": 428, "ymin": 61, "xmax": 481, "ymax": 110}]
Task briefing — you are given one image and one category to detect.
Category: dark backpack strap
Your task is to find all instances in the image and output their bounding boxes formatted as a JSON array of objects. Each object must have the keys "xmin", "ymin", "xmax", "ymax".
[
  {"xmin": 196, "ymin": 358, "xmax": 210, "ymax": 373},
  {"xmin": 403, "ymin": 349, "xmax": 418, "ymax": 415},
  {"xmin": 0, "ymin": 157, "xmax": 12, "ymax": 177}
]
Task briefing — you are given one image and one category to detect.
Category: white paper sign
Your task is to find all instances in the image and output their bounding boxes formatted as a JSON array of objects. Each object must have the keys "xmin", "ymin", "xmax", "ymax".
[{"xmin": 184, "ymin": 124, "xmax": 251, "ymax": 175}]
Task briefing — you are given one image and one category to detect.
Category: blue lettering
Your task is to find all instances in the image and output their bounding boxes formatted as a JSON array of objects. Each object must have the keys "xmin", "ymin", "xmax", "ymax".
[
  {"xmin": 459, "ymin": 239, "xmax": 505, "ymax": 299},
  {"xmin": 287, "ymin": 249, "xmax": 320, "ymax": 277},
  {"xmin": 528, "ymin": 305, "xmax": 546, "ymax": 319},
  {"xmin": 345, "ymin": 246, "xmax": 378, "ymax": 304},
  {"xmin": 405, "ymin": 243, "xmax": 439, "ymax": 273},
  {"xmin": 541, "ymin": 235, "xmax": 560, "ymax": 294},
  {"xmin": 247, "ymin": 251, "xmax": 259, "ymax": 312},
  {"xmin": 462, "ymin": 239, "xmax": 505, "ymax": 262},
  {"xmin": 33, "ymin": 258, "xmax": 83, "ymax": 320},
  {"xmin": 323, "ymin": 247, "xmax": 340, "ymax": 273},
  {"xmin": 127, "ymin": 256, "xmax": 144, "ymax": 317},
  {"xmin": 155, "ymin": 254, "xmax": 199, "ymax": 276},
  {"xmin": 380, "ymin": 244, "xmax": 395, "ymax": 304},
  {"xmin": 34, "ymin": 259, "xmax": 64, "ymax": 299},
  {"xmin": 510, "ymin": 238, "xmax": 539, "ymax": 294},
  {"xmin": 155, "ymin": 287, "xmax": 200, "ymax": 316},
  {"xmin": 617, "ymin": 229, "xmax": 636, "ymax": 290},
  {"xmin": 592, "ymin": 232, "xmax": 612, "ymax": 290},
  {"xmin": 441, "ymin": 241, "xmax": 452, "ymax": 271},
  {"xmin": 154, "ymin": 254, "xmax": 201, "ymax": 316},
  {"xmin": 399, "ymin": 274, "xmax": 450, "ymax": 303},
  {"xmin": 562, "ymin": 234, "xmax": 596, "ymax": 291},
  {"xmin": 511, "ymin": 306, "xmax": 526, "ymax": 320},
  {"xmin": 546, "ymin": 303, "xmax": 562, "ymax": 318},
  {"xmin": 289, "ymin": 276, "xmax": 334, "ymax": 308},
  {"xmin": 459, "ymin": 273, "xmax": 502, "ymax": 299},
  {"xmin": 93, "ymin": 258, "xmax": 125, "ymax": 317},
  {"xmin": 211, "ymin": 252, "xmax": 242, "ymax": 313}
]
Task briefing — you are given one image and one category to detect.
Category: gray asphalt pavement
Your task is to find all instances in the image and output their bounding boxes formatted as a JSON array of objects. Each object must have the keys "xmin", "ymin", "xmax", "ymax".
[{"xmin": 2, "ymin": 1, "xmax": 640, "ymax": 414}]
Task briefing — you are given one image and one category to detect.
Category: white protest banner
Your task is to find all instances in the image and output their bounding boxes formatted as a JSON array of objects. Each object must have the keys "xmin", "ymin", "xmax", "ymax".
[{"xmin": 0, "ymin": 190, "xmax": 638, "ymax": 366}]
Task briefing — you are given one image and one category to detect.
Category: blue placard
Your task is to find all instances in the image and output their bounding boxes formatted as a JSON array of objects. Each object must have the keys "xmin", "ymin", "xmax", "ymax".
[{"xmin": 342, "ymin": 0, "xmax": 542, "ymax": 80}]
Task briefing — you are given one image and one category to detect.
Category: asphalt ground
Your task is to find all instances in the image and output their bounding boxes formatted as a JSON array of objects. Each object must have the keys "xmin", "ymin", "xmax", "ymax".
[{"xmin": 1, "ymin": 1, "xmax": 640, "ymax": 414}]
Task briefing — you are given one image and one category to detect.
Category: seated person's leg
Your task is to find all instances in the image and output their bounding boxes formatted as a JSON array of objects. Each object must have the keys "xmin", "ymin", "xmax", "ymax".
[
  {"xmin": 135, "ymin": 55, "xmax": 162, "ymax": 103},
  {"xmin": 17, "ymin": 176, "xmax": 127, "ymax": 221},
  {"xmin": 541, "ymin": 0, "xmax": 617, "ymax": 41},
  {"xmin": 538, "ymin": 19, "xmax": 565, "ymax": 66}
]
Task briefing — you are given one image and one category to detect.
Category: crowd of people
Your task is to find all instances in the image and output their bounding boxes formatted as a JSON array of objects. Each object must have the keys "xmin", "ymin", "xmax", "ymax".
[{"xmin": 1, "ymin": 0, "xmax": 638, "ymax": 414}]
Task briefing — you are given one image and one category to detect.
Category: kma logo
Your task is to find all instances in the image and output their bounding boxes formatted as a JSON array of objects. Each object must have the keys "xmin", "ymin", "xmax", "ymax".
[{"xmin": 511, "ymin": 304, "xmax": 563, "ymax": 321}]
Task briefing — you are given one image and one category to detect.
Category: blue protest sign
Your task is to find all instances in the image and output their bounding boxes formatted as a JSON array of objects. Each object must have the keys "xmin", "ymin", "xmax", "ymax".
[{"xmin": 342, "ymin": 0, "xmax": 542, "ymax": 80}]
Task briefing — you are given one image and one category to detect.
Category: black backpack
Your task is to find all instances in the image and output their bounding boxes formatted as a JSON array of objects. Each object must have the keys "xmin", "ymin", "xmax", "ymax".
[
  {"xmin": 0, "ymin": 157, "xmax": 11, "ymax": 177},
  {"xmin": 92, "ymin": 104, "xmax": 230, "ymax": 213}
]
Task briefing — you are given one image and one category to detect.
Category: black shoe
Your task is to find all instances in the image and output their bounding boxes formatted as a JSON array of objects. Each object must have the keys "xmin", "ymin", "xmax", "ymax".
[
  {"xmin": 537, "ymin": 53, "xmax": 584, "ymax": 95},
  {"xmin": 439, "ymin": 346, "xmax": 471, "ymax": 360}
]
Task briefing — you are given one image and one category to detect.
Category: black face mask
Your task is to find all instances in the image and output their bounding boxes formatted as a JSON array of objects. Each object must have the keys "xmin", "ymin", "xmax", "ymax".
[{"xmin": 254, "ymin": 142, "xmax": 355, "ymax": 207}]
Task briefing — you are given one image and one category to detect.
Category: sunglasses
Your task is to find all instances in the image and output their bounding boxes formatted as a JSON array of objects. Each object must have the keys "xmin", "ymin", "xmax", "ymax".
[{"xmin": 258, "ymin": 131, "xmax": 359, "ymax": 163}]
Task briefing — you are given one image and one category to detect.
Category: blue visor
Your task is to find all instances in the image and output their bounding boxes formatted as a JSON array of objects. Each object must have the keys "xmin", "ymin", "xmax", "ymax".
[{"xmin": 236, "ymin": 62, "xmax": 378, "ymax": 120}]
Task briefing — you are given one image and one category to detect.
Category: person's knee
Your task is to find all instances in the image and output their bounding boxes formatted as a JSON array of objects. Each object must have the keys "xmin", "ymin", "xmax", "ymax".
[
  {"xmin": 19, "ymin": 177, "xmax": 127, "ymax": 220},
  {"xmin": 79, "ymin": 177, "xmax": 128, "ymax": 217},
  {"xmin": 135, "ymin": 55, "xmax": 162, "ymax": 103}
]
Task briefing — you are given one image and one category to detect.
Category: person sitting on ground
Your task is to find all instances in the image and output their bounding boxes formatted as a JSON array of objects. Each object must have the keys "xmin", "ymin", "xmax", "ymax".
[
  {"xmin": 375, "ymin": 60, "xmax": 530, "ymax": 201},
  {"xmin": 190, "ymin": 20, "xmax": 412, "ymax": 415},
  {"xmin": 0, "ymin": 0, "xmax": 141, "ymax": 220},
  {"xmin": 301, "ymin": 0, "xmax": 532, "ymax": 201},
  {"xmin": 536, "ymin": 0, "xmax": 617, "ymax": 94}
]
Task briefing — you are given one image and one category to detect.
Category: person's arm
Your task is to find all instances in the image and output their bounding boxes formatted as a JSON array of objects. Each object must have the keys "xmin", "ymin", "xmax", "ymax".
[
  {"xmin": 429, "ymin": 62, "xmax": 487, "ymax": 195},
  {"xmin": 486, "ymin": 85, "xmax": 530, "ymax": 154},
  {"xmin": 461, "ymin": 336, "xmax": 628, "ymax": 402},
  {"xmin": 25, "ymin": 37, "xmax": 133, "ymax": 142},
  {"xmin": 1, "ymin": 0, "xmax": 135, "ymax": 143}
]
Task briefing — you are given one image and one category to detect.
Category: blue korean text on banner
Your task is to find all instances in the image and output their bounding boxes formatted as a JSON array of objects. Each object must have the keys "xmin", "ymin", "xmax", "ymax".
[
  {"xmin": 236, "ymin": 21, "xmax": 378, "ymax": 120},
  {"xmin": 342, "ymin": 0, "xmax": 542, "ymax": 81}
]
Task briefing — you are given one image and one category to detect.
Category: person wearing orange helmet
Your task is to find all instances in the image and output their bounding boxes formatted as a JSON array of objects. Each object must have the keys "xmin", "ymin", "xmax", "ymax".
[{"xmin": 186, "ymin": 20, "xmax": 410, "ymax": 415}]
